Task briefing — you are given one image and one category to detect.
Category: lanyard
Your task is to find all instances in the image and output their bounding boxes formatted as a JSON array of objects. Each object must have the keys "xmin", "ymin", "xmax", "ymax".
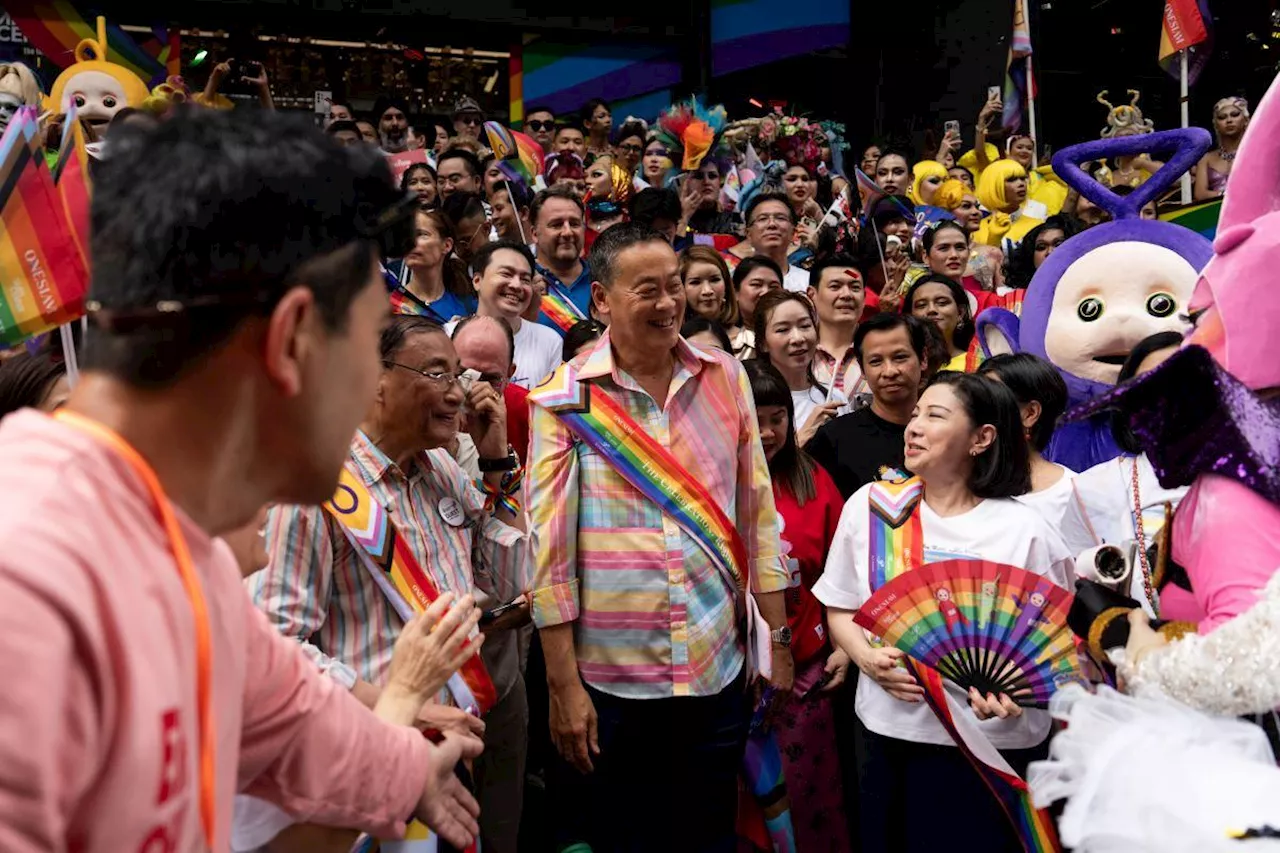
[{"xmin": 54, "ymin": 410, "xmax": 217, "ymax": 849}]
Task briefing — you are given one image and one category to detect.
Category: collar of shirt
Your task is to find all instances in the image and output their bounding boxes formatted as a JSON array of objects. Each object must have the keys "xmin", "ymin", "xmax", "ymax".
[
  {"xmin": 349, "ymin": 429, "xmax": 431, "ymax": 487},
  {"xmin": 578, "ymin": 329, "xmax": 715, "ymax": 399},
  {"xmin": 535, "ymin": 260, "xmax": 593, "ymax": 294}
]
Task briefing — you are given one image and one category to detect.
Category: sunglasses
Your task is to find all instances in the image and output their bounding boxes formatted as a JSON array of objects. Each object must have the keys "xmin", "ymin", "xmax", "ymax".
[
  {"xmin": 458, "ymin": 115, "xmax": 482, "ymax": 126},
  {"xmin": 526, "ymin": 120, "xmax": 553, "ymax": 132}
]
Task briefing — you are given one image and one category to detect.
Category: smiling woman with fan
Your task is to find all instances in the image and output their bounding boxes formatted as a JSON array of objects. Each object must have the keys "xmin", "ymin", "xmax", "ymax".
[{"xmin": 813, "ymin": 372, "xmax": 1076, "ymax": 853}]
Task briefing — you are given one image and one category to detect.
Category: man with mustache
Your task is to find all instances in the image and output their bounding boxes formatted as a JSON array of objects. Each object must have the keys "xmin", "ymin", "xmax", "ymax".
[
  {"xmin": 807, "ymin": 312, "xmax": 930, "ymax": 500},
  {"xmin": 374, "ymin": 95, "xmax": 412, "ymax": 154}
]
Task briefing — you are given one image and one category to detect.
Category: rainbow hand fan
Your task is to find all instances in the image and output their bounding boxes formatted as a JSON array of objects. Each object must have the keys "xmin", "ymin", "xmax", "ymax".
[{"xmin": 855, "ymin": 560, "xmax": 1085, "ymax": 708}]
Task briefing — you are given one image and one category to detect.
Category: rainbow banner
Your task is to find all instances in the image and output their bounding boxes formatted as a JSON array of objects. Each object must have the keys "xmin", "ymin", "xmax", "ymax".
[
  {"xmin": 1160, "ymin": 197, "xmax": 1221, "ymax": 240},
  {"xmin": 1001, "ymin": 0, "xmax": 1035, "ymax": 134},
  {"xmin": 0, "ymin": 106, "xmax": 89, "ymax": 346},
  {"xmin": 710, "ymin": 0, "xmax": 851, "ymax": 76},
  {"xmin": 4, "ymin": 0, "xmax": 166, "ymax": 82},
  {"xmin": 52, "ymin": 106, "xmax": 92, "ymax": 270},
  {"xmin": 1158, "ymin": 0, "xmax": 1212, "ymax": 85}
]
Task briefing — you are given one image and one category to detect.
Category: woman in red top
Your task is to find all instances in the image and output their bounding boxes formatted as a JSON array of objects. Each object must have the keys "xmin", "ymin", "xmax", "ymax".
[{"xmin": 744, "ymin": 360, "xmax": 852, "ymax": 852}]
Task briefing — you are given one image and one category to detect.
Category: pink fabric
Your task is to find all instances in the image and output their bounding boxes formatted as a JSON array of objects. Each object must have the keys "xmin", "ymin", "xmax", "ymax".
[
  {"xmin": 1165, "ymin": 474, "xmax": 1280, "ymax": 634},
  {"xmin": 0, "ymin": 411, "xmax": 432, "ymax": 852}
]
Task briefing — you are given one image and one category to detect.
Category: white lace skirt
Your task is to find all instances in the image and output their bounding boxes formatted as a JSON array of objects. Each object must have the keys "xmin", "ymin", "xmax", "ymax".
[{"xmin": 1027, "ymin": 686, "xmax": 1280, "ymax": 852}]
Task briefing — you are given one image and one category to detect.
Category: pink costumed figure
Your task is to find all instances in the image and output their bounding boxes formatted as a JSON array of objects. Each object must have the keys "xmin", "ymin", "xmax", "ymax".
[{"xmin": 1072, "ymin": 72, "xmax": 1280, "ymax": 635}]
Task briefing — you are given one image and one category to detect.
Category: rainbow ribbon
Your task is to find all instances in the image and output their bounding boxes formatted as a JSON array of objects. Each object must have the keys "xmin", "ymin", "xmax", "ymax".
[
  {"xmin": 323, "ymin": 466, "xmax": 496, "ymax": 717},
  {"xmin": 528, "ymin": 366, "xmax": 746, "ymax": 596},
  {"xmin": 538, "ymin": 282, "xmax": 586, "ymax": 334},
  {"xmin": 867, "ymin": 476, "xmax": 925, "ymax": 589}
]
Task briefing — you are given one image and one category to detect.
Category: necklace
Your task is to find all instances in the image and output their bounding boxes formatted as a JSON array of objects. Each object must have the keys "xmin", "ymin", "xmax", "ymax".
[
  {"xmin": 1130, "ymin": 457, "xmax": 1158, "ymax": 612},
  {"xmin": 1219, "ymin": 148, "xmax": 1237, "ymax": 161}
]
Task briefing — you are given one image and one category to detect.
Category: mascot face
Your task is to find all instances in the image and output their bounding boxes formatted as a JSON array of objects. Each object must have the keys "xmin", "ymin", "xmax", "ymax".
[
  {"xmin": 51, "ymin": 63, "xmax": 147, "ymax": 130},
  {"xmin": 45, "ymin": 20, "xmax": 150, "ymax": 133},
  {"xmin": 1042, "ymin": 241, "xmax": 1197, "ymax": 385}
]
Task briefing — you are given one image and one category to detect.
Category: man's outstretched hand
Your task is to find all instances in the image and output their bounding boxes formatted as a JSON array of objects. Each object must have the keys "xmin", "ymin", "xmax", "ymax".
[{"xmin": 412, "ymin": 730, "xmax": 484, "ymax": 847}]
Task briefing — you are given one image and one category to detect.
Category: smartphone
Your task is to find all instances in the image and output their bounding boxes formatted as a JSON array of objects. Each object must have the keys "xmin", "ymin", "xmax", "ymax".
[
  {"xmin": 480, "ymin": 598, "xmax": 525, "ymax": 625},
  {"xmin": 988, "ymin": 85, "xmax": 1002, "ymax": 102},
  {"xmin": 944, "ymin": 119, "xmax": 960, "ymax": 136}
]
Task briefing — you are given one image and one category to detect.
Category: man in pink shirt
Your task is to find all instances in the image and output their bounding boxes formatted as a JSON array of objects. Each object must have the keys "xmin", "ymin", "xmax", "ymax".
[{"xmin": 0, "ymin": 109, "xmax": 482, "ymax": 851}]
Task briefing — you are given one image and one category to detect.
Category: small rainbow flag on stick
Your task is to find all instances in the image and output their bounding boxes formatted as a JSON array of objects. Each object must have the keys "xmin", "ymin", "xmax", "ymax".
[
  {"xmin": 484, "ymin": 120, "xmax": 545, "ymax": 188},
  {"xmin": 0, "ymin": 106, "xmax": 90, "ymax": 347}
]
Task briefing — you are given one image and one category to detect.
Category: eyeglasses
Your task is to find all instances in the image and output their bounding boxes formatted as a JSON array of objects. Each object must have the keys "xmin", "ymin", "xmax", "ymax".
[
  {"xmin": 749, "ymin": 213, "xmax": 793, "ymax": 226},
  {"xmin": 384, "ymin": 362, "xmax": 476, "ymax": 390},
  {"xmin": 617, "ymin": 143, "xmax": 643, "ymax": 154},
  {"xmin": 526, "ymin": 120, "xmax": 553, "ymax": 132}
]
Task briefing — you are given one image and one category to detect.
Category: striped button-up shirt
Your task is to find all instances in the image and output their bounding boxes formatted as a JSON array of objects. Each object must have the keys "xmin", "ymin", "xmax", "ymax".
[
  {"xmin": 250, "ymin": 430, "xmax": 530, "ymax": 693},
  {"xmin": 528, "ymin": 333, "xmax": 789, "ymax": 699},
  {"xmin": 813, "ymin": 342, "xmax": 869, "ymax": 398}
]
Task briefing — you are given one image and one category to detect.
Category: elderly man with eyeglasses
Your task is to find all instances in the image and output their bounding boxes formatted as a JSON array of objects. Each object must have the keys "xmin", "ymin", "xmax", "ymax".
[{"xmin": 251, "ymin": 314, "xmax": 532, "ymax": 848}]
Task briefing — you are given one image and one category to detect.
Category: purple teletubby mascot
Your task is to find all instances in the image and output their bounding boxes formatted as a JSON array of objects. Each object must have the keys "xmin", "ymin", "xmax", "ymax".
[{"xmin": 978, "ymin": 128, "xmax": 1214, "ymax": 472}]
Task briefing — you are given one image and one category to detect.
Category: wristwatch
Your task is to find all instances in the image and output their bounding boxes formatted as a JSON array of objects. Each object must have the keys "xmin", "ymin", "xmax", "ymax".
[
  {"xmin": 477, "ymin": 445, "xmax": 519, "ymax": 473},
  {"xmin": 770, "ymin": 626, "xmax": 792, "ymax": 648}
]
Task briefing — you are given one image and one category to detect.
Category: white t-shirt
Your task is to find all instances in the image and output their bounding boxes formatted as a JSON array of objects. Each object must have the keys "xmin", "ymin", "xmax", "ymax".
[
  {"xmin": 1059, "ymin": 454, "xmax": 1188, "ymax": 558},
  {"xmin": 792, "ymin": 384, "xmax": 850, "ymax": 434},
  {"xmin": 813, "ymin": 486, "xmax": 1075, "ymax": 749},
  {"xmin": 1015, "ymin": 465, "xmax": 1077, "ymax": 533},
  {"xmin": 783, "ymin": 264, "xmax": 811, "ymax": 293},
  {"xmin": 512, "ymin": 318, "xmax": 563, "ymax": 390}
]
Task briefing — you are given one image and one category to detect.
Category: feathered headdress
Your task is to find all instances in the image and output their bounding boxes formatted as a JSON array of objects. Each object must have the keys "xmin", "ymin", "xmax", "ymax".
[{"xmin": 655, "ymin": 97, "xmax": 729, "ymax": 173}]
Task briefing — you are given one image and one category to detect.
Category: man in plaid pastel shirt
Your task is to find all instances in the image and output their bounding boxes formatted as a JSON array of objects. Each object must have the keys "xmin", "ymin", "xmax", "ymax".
[{"xmin": 527, "ymin": 223, "xmax": 794, "ymax": 852}]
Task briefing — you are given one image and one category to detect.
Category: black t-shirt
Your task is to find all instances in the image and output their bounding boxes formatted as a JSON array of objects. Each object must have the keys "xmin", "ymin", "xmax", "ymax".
[{"xmin": 806, "ymin": 406, "xmax": 908, "ymax": 500}]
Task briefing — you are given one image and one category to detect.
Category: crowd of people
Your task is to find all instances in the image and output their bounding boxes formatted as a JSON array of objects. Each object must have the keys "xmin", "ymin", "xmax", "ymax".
[{"xmin": 0, "ymin": 39, "xmax": 1277, "ymax": 853}]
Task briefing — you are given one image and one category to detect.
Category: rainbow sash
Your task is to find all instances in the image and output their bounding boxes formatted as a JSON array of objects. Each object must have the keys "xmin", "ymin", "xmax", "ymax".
[
  {"xmin": 528, "ymin": 365, "xmax": 746, "ymax": 598},
  {"xmin": 866, "ymin": 477, "xmax": 1062, "ymax": 853},
  {"xmin": 538, "ymin": 281, "xmax": 586, "ymax": 334},
  {"xmin": 323, "ymin": 465, "xmax": 496, "ymax": 716}
]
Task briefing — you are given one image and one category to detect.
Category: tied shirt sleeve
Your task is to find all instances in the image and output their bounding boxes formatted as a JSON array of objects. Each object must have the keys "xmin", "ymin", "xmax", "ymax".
[
  {"xmin": 247, "ymin": 504, "xmax": 358, "ymax": 689},
  {"xmin": 527, "ymin": 399, "xmax": 582, "ymax": 627},
  {"xmin": 730, "ymin": 357, "xmax": 788, "ymax": 594},
  {"xmin": 237, "ymin": 594, "xmax": 430, "ymax": 837}
]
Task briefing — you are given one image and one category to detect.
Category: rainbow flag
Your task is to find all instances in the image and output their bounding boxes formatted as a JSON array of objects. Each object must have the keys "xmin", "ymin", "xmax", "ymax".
[
  {"xmin": 52, "ymin": 107, "xmax": 92, "ymax": 271},
  {"xmin": 483, "ymin": 120, "xmax": 544, "ymax": 187},
  {"xmin": 1158, "ymin": 0, "xmax": 1212, "ymax": 85},
  {"xmin": 4, "ymin": 0, "xmax": 166, "ymax": 83},
  {"xmin": 0, "ymin": 106, "xmax": 89, "ymax": 346},
  {"xmin": 1159, "ymin": 197, "xmax": 1221, "ymax": 240},
  {"xmin": 1001, "ymin": 0, "xmax": 1036, "ymax": 134}
]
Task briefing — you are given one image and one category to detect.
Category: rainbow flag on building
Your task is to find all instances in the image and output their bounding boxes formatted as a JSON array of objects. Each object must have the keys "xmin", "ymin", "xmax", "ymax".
[
  {"xmin": 1001, "ymin": 0, "xmax": 1036, "ymax": 134},
  {"xmin": 0, "ymin": 106, "xmax": 89, "ymax": 346},
  {"xmin": 4, "ymin": 0, "xmax": 168, "ymax": 83}
]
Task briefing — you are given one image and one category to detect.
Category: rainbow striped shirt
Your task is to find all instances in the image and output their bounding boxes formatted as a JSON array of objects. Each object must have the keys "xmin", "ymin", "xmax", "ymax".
[{"xmin": 528, "ymin": 333, "xmax": 789, "ymax": 699}]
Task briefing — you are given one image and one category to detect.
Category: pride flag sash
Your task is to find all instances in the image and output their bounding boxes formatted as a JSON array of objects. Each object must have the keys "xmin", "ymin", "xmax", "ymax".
[
  {"xmin": 528, "ymin": 366, "xmax": 746, "ymax": 599},
  {"xmin": 538, "ymin": 281, "xmax": 585, "ymax": 334},
  {"xmin": 866, "ymin": 476, "xmax": 1062, "ymax": 853},
  {"xmin": 383, "ymin": 263, "xmax": 451, "ymax": 324},
  {"xmin": 323, "ymin": 465, "xmax": 496, "ymax": 716}
]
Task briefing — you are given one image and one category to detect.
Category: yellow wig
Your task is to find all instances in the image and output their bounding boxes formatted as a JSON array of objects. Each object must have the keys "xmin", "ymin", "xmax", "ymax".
[
  {"xmin": 976, "ymin": 159, "xmax": 1028, "ymax": 214},
  {"xmin": 909, "ymin": 160, "xmax": 948, "ymax": 205},
  {"xmin": 932, "ymin": 178, "xmax": 969, "ymax": 212}
]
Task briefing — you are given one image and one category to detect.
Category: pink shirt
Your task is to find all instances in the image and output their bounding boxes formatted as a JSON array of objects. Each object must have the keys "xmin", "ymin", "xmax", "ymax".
[
  {"xmin": 1164, "ymin": 474, "xmax": 1280, "ymax": 634},
  {"xmin": 0, "ymin": 411, "xmax": 433, "ymax": 852}
]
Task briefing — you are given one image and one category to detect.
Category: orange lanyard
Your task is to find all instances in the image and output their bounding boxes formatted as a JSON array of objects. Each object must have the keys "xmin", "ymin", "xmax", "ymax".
[{"xmin": 55, "ymin": 410, "xmax": 217, "ymax": 849}]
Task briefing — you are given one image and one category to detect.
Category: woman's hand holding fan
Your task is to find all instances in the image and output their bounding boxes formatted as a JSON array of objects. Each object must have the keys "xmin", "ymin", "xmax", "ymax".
[{"xmin": 853, "ymin": 645, "xmax": 924, "ymax": 703}]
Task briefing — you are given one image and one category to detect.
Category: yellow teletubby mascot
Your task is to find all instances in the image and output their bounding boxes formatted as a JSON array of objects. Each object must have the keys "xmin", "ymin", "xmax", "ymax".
[{"xmin": 45, "ymin": 16, "xmax": 148, "ymax": 132}]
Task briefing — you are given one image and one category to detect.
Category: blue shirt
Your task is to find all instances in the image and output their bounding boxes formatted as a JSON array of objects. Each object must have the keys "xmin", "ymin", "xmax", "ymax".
[
  {"xmin": 387, "ymin": 260, "xmax": 478, "ymax": 323},
  {"xmin": 535, "ymin": 260, "xmax": 593, "ymax": 337}
]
